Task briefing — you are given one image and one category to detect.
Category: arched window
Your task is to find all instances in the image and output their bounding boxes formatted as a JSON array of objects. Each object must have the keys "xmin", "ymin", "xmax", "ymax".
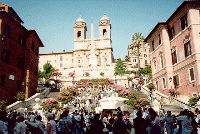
[
  {"xmin": 77, "ymin": 31, "xmax": 81, "ymax": 38},
  {"xmin": 103, "ymin": 29, "xmax": 107, "ymax": 37}
]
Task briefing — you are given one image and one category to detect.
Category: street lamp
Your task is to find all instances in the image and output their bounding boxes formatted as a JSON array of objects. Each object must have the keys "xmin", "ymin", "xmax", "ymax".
[
  {"xmin": 169, "ymin": 77, "xmax": 172, "ymax": 82},
  {"xmin": 169, "ymin": 77, "xmax": 172, "ymax": 89}
]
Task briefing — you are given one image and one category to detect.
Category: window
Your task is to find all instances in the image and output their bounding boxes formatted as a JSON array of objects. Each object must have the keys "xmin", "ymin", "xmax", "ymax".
[
  {"xmin": 31, "ymin": 40, "xmax": 35, "ymax": 52},
  {"xmin": 3, "ymin": 23, "xmax": 11, "ymax": 38},
  {"xmin": 156, "ymin": 81, "xmax": 158, "ymax": 91},
  {"xmin": 60, "ymin": 56, "xmax": 63, "ymax": 61},
  {"xmin": 172, "ymin": 50, "xmax": 177, "ymax": 64},
  {"xmin": 72, "ymin": 59, "xmax": 73, "ymax": 63},
  {"xmin": 173, "ymin": 75, "xmax": 179, "ymax": 88},
  {"xmin": 160, "ymin": 53, "xmax": 164, "ymax": 68},
  {"xmin": 144, "ymin": 54, "xmax": 147, "ymax": 57},
  {"xmin": 162, "ymin": 78, "xmax": 166, "ymax": 89},
  {"xmin": 78, "ymin": 60, "xmax": 80, "ymax": 63},
  {"xmin": 184, "ymin": 42, "xmax": 191, "ymax": 58},
  {"xmin": 189, "ymin": 68, "xmax": 195, "ymax": 81},
  {"xmin": 34, "ymin": 65, "xmax": 38, "ymax": 76},
  {"xmin": 158, "ymin": 34, "xmax": 161, "ymax": 45},
  {"xmin": 181, "ymin": 14, "xmax": 188, "ymax": 30},
  {"xmin": 77, "ymin": 31, "xmax": 81, "ymax": 38},
  {"xmin": 19, "ymin": 34, "xmax": 25, "ymax": 47},
  {"xmin": 104, "ymin": 58, "xmax": 107, "ymax": 63},
  {"xmin": 133, "ymin": 59, "xmax": 136, "ymax": 62},
  {"xmin": 145, "ymin": 60, "xmax": 148, "ymax": 65},
  {"xmin": 17, "ymin": 57, "xmax": 24, "ymax": 70},
  {"xmin": 17, "ymin": 80, "xmax": 21, "ymax": 91},
  {"xmin": 153, "ymin": 60, "xmax": 157, "ymax": 71},
  {"xmin": 1, "ymin": 48, "xmax": 10, "ymax": 64},
  {"xmin": 35, "ymin": 47, "xmax": 38, "ymax": 56},
  {"xmin": 60, "ymin": 63, "xmax": 63, "ymax": 67},
  {"xmin": 55, "ymin": 60, "xmax": 56, "ymax": 62},
  {"xmin": 0, "ymin": 74, "xmax": 6, "ymax": 87},
  {"xmin": 30, "ymin": 62, "xmax": 33, "ymax": 72},
  {"xmin": 169, "ymin": 27, "xmax": 175, "ymax": 40},
  {"xmin": 103, "ymin": 29, "xmax": 107, "ymax": 36},
  {"xmin": 152, "ymin": 40, "xmax": 155, "ymax": 51}
]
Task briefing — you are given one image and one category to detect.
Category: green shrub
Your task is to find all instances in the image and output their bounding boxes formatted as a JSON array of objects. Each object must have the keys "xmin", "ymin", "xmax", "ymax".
[
  {"xmin": 188, "ymin": 96, "xmax": 200, "ymax": 105},
  {"xmin": 14, "ymin": 92, "xmax": 25, "ymax": 101},
  {"xmin": 0, "ymin": 100, "xmax": 7, "ymax": 111}
]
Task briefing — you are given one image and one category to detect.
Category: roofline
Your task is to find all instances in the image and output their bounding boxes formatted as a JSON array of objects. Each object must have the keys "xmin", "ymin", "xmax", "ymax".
[
  {"xmin": 144, "ymin": 0, "xmax": 199, "ymax": 42},
  {"xmin": 144, "ymin": 22, "xmax": 167, "ymax": 42},
  {"xmin": 166, "ymin": 1, "xmax": 199, "ymax": 24},
  {"xmin": 39, "ymin": 51, "xmax": 73, "ymax": 55},
  {"xmin": 28, "ymin": 30, "xmax": 44, "ymax": 47},
  {"xmin": 8, "ymin": 6, "xmax": 24, "ymax": 23}
]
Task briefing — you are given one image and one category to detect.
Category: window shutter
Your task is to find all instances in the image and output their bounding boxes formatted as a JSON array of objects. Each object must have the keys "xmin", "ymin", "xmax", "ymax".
[
  {"xmin": 173, "ymin": 76, "xmax": 177, "ymax": 88},
  {"xmin": 190, "ymin": 68, "xmax": 195, "ymax": 81}
]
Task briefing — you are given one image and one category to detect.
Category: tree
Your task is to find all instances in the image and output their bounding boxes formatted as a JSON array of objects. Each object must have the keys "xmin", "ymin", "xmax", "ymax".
[
  {"xmin": 137, "ymin": 65, "xmax": 152, "ymax": 79},
  {"xmin": 114, "ymin": 59, "xmax": 127, "ymax": 75},
  {"xmin": 125, "ymin": 55, "xmax": 130, "ymax": 62},
  {"xmin": 132, "ymin": 32, "xmax": 144, "ymax": 69},
  {"xmin": 39, "ymin": 62, "xmax": 56, "ymax": 79}
]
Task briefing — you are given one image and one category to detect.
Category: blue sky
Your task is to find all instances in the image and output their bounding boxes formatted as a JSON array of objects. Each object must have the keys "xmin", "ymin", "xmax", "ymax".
[{"xmin": 2, "ymin": 0, "xmax": 184, "ymax": 59}]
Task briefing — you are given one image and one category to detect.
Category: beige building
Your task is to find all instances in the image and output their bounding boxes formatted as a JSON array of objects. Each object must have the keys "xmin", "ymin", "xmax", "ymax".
[
  {"xmin": 126, "ymin": 42, "xmax": 151, "ymax": 69},
  {"xmin": 39, "ymin": 14, "xmax": 115, "ymax": 81}
]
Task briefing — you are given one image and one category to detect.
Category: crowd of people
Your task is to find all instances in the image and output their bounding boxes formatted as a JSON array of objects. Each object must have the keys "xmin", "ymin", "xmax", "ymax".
[{"xmin": 0, "ymin": 106, "xmax": 200, "ymax": 134}]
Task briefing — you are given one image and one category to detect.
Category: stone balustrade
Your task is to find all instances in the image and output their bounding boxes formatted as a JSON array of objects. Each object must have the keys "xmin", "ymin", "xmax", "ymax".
[
  {"xmin": 141, "ymin": 85, "xmax": 196, "ymax": 112},
  {"xmin": 6, "ymin": 88, "xmax": 50, "ymax": 112}
]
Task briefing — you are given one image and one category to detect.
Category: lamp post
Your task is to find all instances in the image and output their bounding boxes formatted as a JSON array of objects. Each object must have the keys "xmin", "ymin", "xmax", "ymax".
[{"xmin": 169, "ymin": 77, "xmax": 172, "ymax": 89}]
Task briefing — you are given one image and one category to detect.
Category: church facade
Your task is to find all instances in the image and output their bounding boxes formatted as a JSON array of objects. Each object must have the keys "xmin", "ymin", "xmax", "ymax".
[{"xmin": 39, "ymin": 14, "xmax": 116, "ymax": 81}]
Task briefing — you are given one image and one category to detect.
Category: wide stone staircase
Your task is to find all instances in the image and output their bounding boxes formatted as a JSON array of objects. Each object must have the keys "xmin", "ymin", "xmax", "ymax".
[{"xmin": 128, "ymin": 87, "xmax": 184, "ymax": 115}]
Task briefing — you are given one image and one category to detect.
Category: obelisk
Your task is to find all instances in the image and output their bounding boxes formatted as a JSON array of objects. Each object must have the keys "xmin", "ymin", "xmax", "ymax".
[{"xmin": 88, "ymin": 19, "xmax": 97, "ymax": 67}]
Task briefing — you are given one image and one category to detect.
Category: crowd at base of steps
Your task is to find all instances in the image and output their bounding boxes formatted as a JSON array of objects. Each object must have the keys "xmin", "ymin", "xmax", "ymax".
[{"xmin": 0, "ymin": 107, "xmax": 200, "ymax": 134}]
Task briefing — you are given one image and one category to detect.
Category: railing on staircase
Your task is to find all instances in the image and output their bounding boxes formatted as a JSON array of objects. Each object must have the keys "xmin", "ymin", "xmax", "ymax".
[
  {"xmin": 141, "ymin": 85, "xmax": 196, "ymax": 112},
  {"xmin": 6, "ymin": 88, "xmax": 50, "ymax": 112}
]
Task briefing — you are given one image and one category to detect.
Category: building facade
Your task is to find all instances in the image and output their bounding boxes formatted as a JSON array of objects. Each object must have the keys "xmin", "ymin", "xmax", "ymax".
[
  {"xmin": 127, "ymin": 42, "xmax": 151, "ymax": 69},
  {"xmin": 144, "ymin": 0, "xmax": 200, "ymax": 98},
  {"xmin": 0, "ymin": 3, "xmax": 44, "ymax": 102},
  {"xmin": 39, "ymin": 14, "xmax": 116, "ymax": 81}
]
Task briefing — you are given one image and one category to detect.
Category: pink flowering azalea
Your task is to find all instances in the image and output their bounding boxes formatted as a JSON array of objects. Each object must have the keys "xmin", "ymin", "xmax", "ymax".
[
  {"xmin": 139, "ymin": 98, "xmax": 146, "ymax": 102},
  {"xmin": 87, "ymin": 79, "xmax": 93, "ymax": 84},
  {"xmin": 134, "ymin": 74, "xmax": 140, "ymax": 79},
  {"xmin": 170, "ymin": 89, "xmax": 175, "ymax": 93},
  {"xmin": 52, "ymin": 71, "xmax": 59, "ymax": 76},
  {"xmin": 68, "ymin": 72, "xmax": 75, "ymax": 77},
  {"xmin": 108, "ymin": 79, "xmax": 114, "ymax": 84},
  {"xmin": 45, "ymin": 98, "xmax": 57, "ymax": 105},
  {"xmin": 49, "ymin": 77, "xmax": 55, "ymax": 80},
  {"xmin": 116, "ymin": 85, "xmax": 123, "ymax": 91}
]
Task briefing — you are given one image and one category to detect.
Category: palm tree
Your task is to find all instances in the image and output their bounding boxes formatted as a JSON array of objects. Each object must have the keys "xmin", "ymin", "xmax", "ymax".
[
  {"xmin": 131, "ymin": 32, "xmax": 144, "ymax": 69},
  {"xmin": 125, "ymin": 55, "xmax": 130, "ymax": 62}
]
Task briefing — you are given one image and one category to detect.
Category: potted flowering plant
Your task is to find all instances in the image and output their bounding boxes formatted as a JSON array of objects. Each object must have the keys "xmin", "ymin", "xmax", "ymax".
[
  {"xmin": 85, "ymin": 72, "xmax": 90, "ymax": 76},
  {"xmin": 169, "ymin": 89, "xmax": 179, "ymax": 97},
  {"xmin": 68, "ymin": 72, "xmax": 75, "ymax": 77},
  {"xmin": 100, "ymin": 72, "xmax": 104, "ymax": 76}
]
